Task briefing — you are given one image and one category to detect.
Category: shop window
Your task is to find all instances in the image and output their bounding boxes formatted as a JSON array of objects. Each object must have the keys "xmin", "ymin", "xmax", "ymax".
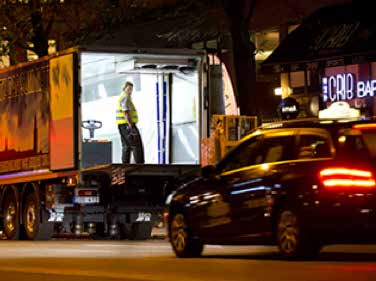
[
  {"xmin": 371, "ymin": 62, "xmax": 376, "ymax": 80},
  {"xmin": 290, "ymin": 71, "xmax": 305, "ymax": 88},
  {"xmin": 290, "ymin": 70, "xmax": 312, "ymax": 94}
]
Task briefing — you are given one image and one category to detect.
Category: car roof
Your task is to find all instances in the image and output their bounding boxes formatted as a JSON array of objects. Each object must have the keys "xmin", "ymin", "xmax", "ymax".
[
  {"xmin": 237, "ymin": 117, "xmax": 376, "ymax": 146},
  {"xmin": 259, "ymin": 117, "xmax": 376, "ymax": 131}
]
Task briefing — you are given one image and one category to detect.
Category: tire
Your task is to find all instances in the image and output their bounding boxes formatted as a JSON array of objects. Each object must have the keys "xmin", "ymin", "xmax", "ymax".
[
  {"xmin": 22, "ymin": 193, "xmax": 54, "ymax": 240},
  {"xmin": 276, "ymin": 209, "xmax": 321, "ymax": 259},
  {"xmin": 169, "ymin": 212, "xmax": 203, "ymax": 258},
  {"xmin": 2, "ymin": 192, "xmax": 20, "ymax": 240}
]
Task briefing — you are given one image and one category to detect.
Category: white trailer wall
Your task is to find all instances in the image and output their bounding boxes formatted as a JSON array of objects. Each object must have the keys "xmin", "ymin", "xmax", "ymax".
[{"xmin": 80, "ymin": 51, "xmax": 200, "ymax": 165}]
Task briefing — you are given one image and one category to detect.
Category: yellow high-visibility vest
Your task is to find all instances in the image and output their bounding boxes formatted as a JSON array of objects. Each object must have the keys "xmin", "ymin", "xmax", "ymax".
[{"xmin": 116, "ymin": 92, "xmax": 138, "ymax": 125}]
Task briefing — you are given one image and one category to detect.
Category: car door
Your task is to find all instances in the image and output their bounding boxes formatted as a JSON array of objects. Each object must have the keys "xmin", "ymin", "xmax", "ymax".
[
  {"xmin": 184, "ymin": 174, "xmax": 232, "ymax": 240},
  {"xmin": 223, "ymin": 130, "xmax": 296, "ymax": 239},
  {"xmin": 187, "ymin": 135, "xmax": 263, "ymax": 241}
]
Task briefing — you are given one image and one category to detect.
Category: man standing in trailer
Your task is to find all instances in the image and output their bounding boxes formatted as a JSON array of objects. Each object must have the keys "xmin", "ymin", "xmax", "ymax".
[{"xmin": 116, "ymin": 81, "xmax": 144, "ymax": 164}]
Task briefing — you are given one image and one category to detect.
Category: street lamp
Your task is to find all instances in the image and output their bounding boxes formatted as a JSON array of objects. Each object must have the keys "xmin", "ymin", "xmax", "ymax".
[{"xmin": 274, "ymin": 87, "xmax": 293, "ymax": 97}]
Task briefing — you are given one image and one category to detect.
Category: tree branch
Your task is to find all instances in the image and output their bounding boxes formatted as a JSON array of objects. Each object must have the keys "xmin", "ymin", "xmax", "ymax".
[
  {"xmin": 245, "ymin": 0, "xmax": 257, "ymax": 23},
  {"xmin": 44, "ymin": 4, "xmax": 58, "ymax": 37}
]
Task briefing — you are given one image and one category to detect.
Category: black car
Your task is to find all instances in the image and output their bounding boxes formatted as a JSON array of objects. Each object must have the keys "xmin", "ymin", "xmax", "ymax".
[{"xmin": 167, "ymin": 118, "xmax": 376, "ymax": 259}]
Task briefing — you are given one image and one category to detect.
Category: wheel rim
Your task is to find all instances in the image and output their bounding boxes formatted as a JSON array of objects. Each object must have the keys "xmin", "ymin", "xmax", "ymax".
[
  {"xmin": 278, "ymin": 211, "xmax": 299, "ymax": 254},
  {"xmin": 171, "ymin": 214, "xmax": 187, "ymax": 253},
  {"xmin": 5, "ymin": 201, "xmax": 17, "ymax": 234},
  {"xmin": 25, "ymin": 201, "xmax": 37, "ymax": 234}
]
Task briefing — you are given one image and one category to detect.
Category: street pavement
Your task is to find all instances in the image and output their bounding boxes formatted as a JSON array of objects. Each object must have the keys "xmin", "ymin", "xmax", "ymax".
[{"xmin": 1, "ymin": 240, "xmax": 376, "ymax": 281}]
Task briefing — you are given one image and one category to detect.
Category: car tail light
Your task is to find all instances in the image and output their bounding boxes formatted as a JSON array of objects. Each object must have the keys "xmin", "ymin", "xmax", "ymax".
[
  {"xmin": 352, "ymin": 123, "xmax": 376, "ymax": 130},
  {"xmin": 78, "ymin": 190, "xmax": 97, "ymax": 196},
  {"xmin": 163, "ymin": 211, "xmax": 169, "ymax": 224},
  {"xmin": 319, "ymin": 167, "xmax": 376, "ymax": 190}
]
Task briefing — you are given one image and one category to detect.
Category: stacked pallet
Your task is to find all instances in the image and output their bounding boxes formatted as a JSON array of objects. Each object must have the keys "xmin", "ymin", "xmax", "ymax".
[{"xmin": 201, "ymin": 115, "xmax": 257, "ymax": 167}]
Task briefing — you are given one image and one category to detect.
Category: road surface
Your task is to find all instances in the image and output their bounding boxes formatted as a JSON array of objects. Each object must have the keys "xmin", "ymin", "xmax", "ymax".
[{"xmin": 1, "ymin": 240, "xmax": 376, "ymax": 281}]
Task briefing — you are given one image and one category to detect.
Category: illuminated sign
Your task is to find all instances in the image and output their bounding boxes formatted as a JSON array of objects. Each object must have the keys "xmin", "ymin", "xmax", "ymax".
[
  {"xmin": 282, "ymin": 105, "xmax": 297, "ymax": 113},
  {"xmin": 279, "ymin": 97, "xmax": 299, "ymax": 120},
  {"xmin": 322, "ymin": 73, "xmax": 376, "ymax": 102},
  {"xmin": 318, "ymin": 101, "xmax": 360, "ymax": 119}
]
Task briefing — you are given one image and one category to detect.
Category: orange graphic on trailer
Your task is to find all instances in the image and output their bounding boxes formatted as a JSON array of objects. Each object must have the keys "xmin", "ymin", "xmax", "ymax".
[{"xmin": 0, "ymin": 60, "xmax": 50, "ymax": 174}]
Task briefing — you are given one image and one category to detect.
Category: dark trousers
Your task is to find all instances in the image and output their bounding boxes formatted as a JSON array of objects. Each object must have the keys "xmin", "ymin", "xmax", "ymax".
[{"xmin": 118, "ymin": 124, "xmax": 144, "ymax": 164}]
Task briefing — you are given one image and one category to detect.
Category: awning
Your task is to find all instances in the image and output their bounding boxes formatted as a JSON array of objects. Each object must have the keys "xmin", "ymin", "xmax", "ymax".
[{"xmin": 263, "ymin": 3, "xmax": 376, "ymax": 66}]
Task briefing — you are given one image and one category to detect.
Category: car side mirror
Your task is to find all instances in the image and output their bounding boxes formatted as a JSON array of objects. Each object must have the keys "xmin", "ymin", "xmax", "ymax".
[{"xmin": 201, "ymin": 165, "xmax": 216, "ymax": 177}]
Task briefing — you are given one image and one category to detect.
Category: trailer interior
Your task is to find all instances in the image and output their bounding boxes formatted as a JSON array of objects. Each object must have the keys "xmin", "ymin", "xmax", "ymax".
[{"xmin": 80, "ymin": 51, "xmax": 202, "ymax": 168}]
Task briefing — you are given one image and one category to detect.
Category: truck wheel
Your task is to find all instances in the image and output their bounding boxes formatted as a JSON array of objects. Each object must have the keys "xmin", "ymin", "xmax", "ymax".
[
  {"xmin": 23, "ymin": 193, "xmax": 53, "ymax": 240},
  {"xmin": 169, "ymin": 212, "xmax": 203, "ymax": 258},
  {"xmin": 3, "ymin": 192, "xmax": 20, "ymax": 240},
  {"xmin": 277, "ymin": 209, "xmax": 321, "ymax": 259},
  {"xmin": 128, "ymin": 222, "xmax": 153, "ymax": 240}
]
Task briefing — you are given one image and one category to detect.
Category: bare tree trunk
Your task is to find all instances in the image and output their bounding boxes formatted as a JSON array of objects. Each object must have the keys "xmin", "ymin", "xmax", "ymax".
[
  {"xmin": 30, "ymin": 0, "xmax": 49, "ymax": 57},
  {"xmin": 223, "ymin": 0, "xmax": 258, "ymax": 117},
  {"xmin": 8, "ymin": 44, "xmax": 17, "ymax": 66}
]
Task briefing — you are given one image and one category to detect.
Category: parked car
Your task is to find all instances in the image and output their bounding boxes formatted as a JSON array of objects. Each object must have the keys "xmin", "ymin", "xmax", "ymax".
[{"xmin": 167, "ymin": 118, "xmax": 376, "ymax": 259}]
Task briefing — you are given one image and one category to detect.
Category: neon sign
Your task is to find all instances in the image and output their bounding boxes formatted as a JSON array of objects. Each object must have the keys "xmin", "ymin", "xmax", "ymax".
[{"xmin": 322, "ymin": 73, "xmax": 376, "ymax": 102}]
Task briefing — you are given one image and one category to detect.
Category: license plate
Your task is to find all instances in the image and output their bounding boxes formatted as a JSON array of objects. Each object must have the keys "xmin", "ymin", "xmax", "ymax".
[
  {"xmin": 136, "ymin": 212, "xmax": 152, "ymax": 222},
  {"xmin": 73, "ymin": 196, "xmax": 100, "ymax": 204}
]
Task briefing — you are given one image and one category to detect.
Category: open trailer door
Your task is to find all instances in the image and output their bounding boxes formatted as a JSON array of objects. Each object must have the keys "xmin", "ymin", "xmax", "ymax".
[
  {"xmin": 49, "ymin": 53, "xmax": 78, "ymax": 171},
  {"xmin": 79, "ymin": 50, "xmax": 203, "ymax": 167}
]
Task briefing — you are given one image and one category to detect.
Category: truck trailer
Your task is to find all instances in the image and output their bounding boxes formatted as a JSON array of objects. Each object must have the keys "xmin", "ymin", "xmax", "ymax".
[{"xmin": 0, "ymin": 46, "xmax": 252, "ymax": 240}]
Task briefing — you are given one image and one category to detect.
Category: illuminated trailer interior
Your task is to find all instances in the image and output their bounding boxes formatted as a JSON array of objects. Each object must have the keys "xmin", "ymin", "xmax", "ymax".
[{"xmin": 80, "ymin": 51, "xmax": 202, "ymax": 167}]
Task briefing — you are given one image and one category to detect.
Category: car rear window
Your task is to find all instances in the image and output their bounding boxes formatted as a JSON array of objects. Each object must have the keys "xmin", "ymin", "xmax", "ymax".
[
  {"xmin": 337, "ymin": 128, "xmax": 376, "ymax": 159},
  {"xmin": 361, "ymin": 131, "xmax": 376, "ymax": 158}
]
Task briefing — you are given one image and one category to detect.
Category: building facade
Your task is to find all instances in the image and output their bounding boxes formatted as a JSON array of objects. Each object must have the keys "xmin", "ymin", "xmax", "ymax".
[{"xmin": 264, "ymin": 2, "xmax": 376, "ymax": 119}]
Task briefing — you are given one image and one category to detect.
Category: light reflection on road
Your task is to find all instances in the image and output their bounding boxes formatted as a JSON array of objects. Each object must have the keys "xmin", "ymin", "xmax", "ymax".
[
  {"xmin": 0, "ymin": 240, "xmax": 274, "ymax": 258},
  {"xmin": 1, "ymin": 241, "xmax": 376, "ymax": 281}
]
